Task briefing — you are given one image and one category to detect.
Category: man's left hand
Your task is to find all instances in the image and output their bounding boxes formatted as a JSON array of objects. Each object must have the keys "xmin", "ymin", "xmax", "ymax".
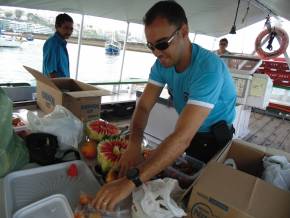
[{"xmin": 93, "ymin": 177, "xmax": 135, "ymax": 212}]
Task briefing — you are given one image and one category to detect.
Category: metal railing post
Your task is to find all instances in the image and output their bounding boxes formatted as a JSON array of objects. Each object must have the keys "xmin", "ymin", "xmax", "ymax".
[
  {"xmin": 117, "ymin": 21, "xmax": 130, "ymax": 94},
  {"xmin": 75, "ymin": 14, "xmax": 84, "ymax": 80}
]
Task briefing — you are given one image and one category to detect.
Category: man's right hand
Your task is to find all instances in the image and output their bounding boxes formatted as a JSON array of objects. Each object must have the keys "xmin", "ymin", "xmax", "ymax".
[{"xmin": 118, "ymin": 145, "xmax": 143, "ymax": 178}]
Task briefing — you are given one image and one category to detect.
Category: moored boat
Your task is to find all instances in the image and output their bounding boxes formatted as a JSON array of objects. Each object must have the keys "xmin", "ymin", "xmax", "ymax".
[{"xmin": 105, "ymin": 40, "xmax": 121, "ymax": 55}]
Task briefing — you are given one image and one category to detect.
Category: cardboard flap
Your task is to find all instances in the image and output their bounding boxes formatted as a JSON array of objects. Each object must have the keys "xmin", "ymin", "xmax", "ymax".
[
  {"xmin": 247, "ymin": 179, "xmax": 290, "ymax": 218},
  {"xmin": 234, "ymin": 139, "xmax": 290, "ymax": 159},
  {"xmin": 75, "ymin": 80, "xmax": 98, "ymax": 90},
  {"xmin": 194, "ymin": 163, "xmax": 258, "ymax": 211},
  {"xmin": 23, "ymin": 66, "xmax": 59, "ymax": 90},
  {"xmin": 65, "ymin": 90, "xmax": 112, "ymax": 98}
]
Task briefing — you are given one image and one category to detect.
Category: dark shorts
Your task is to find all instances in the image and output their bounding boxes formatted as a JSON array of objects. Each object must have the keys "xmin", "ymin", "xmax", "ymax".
[{"xmin": 185, "ymin": 124, "xmax": 235, "ymax": 163}]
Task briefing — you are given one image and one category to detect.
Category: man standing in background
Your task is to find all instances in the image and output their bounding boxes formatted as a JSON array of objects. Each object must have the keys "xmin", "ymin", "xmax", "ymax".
[
  {"xmin": 42, "ymin": 13, "xmax": 73, "ymax": 78},
  {"xmin": 215, "ymin": 38, "xmax": 233, "ymax": 68},
  {"xmin": 216, "ymin": 38, "xmax": 230, "ymax": 56}
]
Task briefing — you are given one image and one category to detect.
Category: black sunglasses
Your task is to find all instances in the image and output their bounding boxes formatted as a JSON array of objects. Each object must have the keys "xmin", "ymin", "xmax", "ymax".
[{"xmin": 147, "ymin": 26, "xmax": 181, "ymax": 51}]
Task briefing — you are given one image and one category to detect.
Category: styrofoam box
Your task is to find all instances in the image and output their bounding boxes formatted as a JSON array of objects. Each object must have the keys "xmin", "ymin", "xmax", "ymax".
[
  {"xmin": 3, "ymin": 160, "xmax": 100, "ymax": 218},
  {"xmin": 13, "ymin": 194, "xmax": 73, "ymax": 218}
]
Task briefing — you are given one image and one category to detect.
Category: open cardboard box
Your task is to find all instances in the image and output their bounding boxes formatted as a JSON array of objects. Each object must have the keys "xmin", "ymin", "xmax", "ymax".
[
  {"xmin": 24, "ymin": 66, "xmax": 111, "ymax": 121},
  {"xmin": 187, "ymin": 139, "xmax": 290, "ymax": 218}
]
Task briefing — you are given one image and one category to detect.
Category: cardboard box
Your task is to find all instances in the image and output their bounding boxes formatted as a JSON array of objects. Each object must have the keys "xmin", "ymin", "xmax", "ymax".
[
  {"xmin": 187, "ymin": 139, "xmax": 290, "ymax": 218},
  {"xmin": 24, "ymin": 66, "xmax": 111, "ymax": 121}
]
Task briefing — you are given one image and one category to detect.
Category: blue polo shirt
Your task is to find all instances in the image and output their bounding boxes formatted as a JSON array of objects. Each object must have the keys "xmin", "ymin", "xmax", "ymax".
[
  {"xmin": 149, "ymin": 43, "xmax": 237, "ymax": 132},
  {"xmin": 42, "ymin": 32, "xmax": 70, "ymax": 77}
]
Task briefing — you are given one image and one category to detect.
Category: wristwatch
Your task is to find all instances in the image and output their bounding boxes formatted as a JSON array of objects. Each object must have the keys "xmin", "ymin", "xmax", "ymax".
[{"xmin": 126, "ymin": 168, "xmax": 142, "ymax": 187}]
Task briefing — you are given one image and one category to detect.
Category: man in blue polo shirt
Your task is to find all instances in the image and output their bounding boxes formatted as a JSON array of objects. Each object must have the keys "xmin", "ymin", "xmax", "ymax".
[
  {"xmin": 93, "ymin": 1, "xmax": 237, "ymax": 211},
  {"xmin": 42, "ymin": 13, "xmax": 73, "ymax": 78}
]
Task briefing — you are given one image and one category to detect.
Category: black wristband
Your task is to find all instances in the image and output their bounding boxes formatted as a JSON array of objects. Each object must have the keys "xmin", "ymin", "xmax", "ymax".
[{"xmin": 126, "ymin": 168, "xmax": 142, "ymax": 187}]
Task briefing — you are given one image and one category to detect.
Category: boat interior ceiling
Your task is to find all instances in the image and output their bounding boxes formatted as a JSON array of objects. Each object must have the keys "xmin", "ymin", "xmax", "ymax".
[{"xmin": 0, "ymin": 0, "xmax": 289, "ymax": 37}]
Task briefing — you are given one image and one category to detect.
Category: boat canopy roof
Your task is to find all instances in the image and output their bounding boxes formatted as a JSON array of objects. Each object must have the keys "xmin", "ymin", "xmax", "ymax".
[{"xmin": 0, "ymin": 0, "xmax": 289, "ymax": 37}]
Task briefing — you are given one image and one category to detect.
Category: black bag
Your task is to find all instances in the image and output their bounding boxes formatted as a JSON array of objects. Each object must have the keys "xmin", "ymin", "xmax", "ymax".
[
  {"xmin": 25, "ymin": 133, "xmax": 80, "ymax": 165},
  {"xmin": 186, "ymin": 121, "xmax": 235, "ymax": 163},
  {"xmin": 211, "ymin": 120, "xmax": 235, "ymax": 147}
]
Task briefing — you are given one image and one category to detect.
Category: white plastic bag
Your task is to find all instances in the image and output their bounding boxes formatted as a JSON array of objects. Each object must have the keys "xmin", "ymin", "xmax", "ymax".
[
  {"xmin": 27, "ymin": 105, "xmax": 83, "ymax": 150},
  {"xmin": 132, "ymin": 178, "xmax": 186, "ymax": 218},
  {"xmin": 262, "ymin": 155, "xmax": 290, "ymax": 191}
]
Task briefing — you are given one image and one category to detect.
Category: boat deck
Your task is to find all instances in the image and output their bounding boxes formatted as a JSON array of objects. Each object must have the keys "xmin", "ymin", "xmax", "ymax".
[{"xmin": 244, "ymin": 110, "xmax": 290, "ymax": 152}]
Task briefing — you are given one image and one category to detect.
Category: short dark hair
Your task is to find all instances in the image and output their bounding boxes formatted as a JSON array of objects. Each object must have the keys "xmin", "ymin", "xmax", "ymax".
[
  {"xmin": 220, "ymin": 38, "xmax": 228, "ymax": 44},
  {"xmin": 143, "ymin": 1, "xmax": 188, "ymax": 28},
  {"xmin": 55, "ymin": 13, "xmax": 73, "ymax": 28}
]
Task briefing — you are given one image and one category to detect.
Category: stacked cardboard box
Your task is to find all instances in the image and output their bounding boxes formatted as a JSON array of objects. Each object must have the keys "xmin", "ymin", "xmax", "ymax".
[{"xmin": 24, "ymin": 66, "xmax": 111, "ymax": 121}]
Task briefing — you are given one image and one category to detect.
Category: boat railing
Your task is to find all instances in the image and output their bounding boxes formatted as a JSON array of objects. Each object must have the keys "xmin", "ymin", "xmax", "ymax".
[
  {"xmin": 0, "ymin": 82, "xmax": 31, "ymax": 87},
  {"xmin": 1, "ymin": 80, "xmax": 147, "ymax": 103},
  {"xmin": 89, "ymin": 79, "xmax": 147, "ymax": 94},
  {"xmin": 89, "ymin": 80, "xmax": 147, "ymax": 86}
]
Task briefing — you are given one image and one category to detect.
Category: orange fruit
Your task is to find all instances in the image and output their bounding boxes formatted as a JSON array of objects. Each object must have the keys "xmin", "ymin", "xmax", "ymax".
[{"xmin": 80, "ymin": 140, "xmax": 97, "ymax": 159}]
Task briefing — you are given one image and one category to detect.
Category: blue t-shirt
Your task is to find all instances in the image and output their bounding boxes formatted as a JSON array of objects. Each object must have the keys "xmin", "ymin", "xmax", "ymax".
[
  {"xmin": 42, "ymin": 32, "xmax": 70, "ymax": 77},
  {"xmin": 149, "ymin": 43, "xmax": 237, "ymax": 132}
]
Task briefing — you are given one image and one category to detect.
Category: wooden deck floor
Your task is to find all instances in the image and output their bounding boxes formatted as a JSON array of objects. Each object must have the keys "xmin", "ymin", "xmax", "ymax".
[{"xmin": 243, "ymin": 111, "xmax": 290, "ymax": 152}]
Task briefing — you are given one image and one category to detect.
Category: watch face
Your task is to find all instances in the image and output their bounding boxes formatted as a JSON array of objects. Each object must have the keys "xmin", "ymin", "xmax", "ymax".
[
  {"xmin": 127, "ymin": 168, "xmax": 142, "ymax": 187},
  {"xmin": 127, "ymin": 168, "xmax": 139, "ymax": 179}
]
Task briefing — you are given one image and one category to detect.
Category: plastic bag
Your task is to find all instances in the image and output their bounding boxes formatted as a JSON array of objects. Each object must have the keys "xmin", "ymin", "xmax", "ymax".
[
  {"xmin": 132, "ymin": 178, "xmax": 186, "ymax": 218},
  {"xmin": 0, "ymin": 88, "xmax": 29, "ymax": 177},
  {"xmin": 262, "ymin": 155, "xmax": 290, "ymax": 191},
  {"xmin": 27, "ymin": 105, "xmax": 83, "ymax": 150}
]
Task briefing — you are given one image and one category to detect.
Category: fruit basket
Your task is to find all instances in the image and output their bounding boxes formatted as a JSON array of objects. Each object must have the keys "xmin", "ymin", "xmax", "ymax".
[{"xmin": 161, "ymin": 155, "xmax": 205, "ymax": 188}]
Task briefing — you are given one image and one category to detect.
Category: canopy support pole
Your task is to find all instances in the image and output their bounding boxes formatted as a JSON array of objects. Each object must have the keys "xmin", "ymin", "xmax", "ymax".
[
  {"xmin": 212, "ymin": 38, "xmax": 217, "ymax": 51},
  {"xmin": 75, "ymin": 14, "xmax": 84, "ymax": 80},
  {"xmin": 192, "ymin": 32, "xmax": 197, "ymax": 43},
  {"xmin": 117, "ymin": 21, "xmax": 130, "ymax": 94},
  {"xmin": 283, "ymin": 52, "xmax": 290, "ymax": 69}
]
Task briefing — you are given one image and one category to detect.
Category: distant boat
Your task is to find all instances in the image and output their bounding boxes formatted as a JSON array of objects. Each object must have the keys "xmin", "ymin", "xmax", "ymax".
[
  {"xmin": 25, "ymin": 34, "xmax": 34, "ymax": 41},
  {"xmin": 0, "ymin": 35, "xmax": 22, "ymax": 48},
  {"xmin": 105, "ymin": 40, "xmax": 121, "ymax": 55}
]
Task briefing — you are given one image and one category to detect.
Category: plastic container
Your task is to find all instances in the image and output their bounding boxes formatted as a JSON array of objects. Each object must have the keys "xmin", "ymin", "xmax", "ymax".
[
  {"xmin": 12, "ymin": 113, "xmax": 27, "ymax": 133},
  {"xmin": 100, "ymin": 196, "xmax": 132, "ymax": 218},
  {"xmin": 3, "ymin": 160, "xmax": 100, "ymax": 218},
  {"xmin": 13, "ymin": 194, "xmax": 73, "ymax": 218},
  {"xmin": 162, "ymin": 155, "xmax": 205, "ymax": 188},
  {"xmin": 74, "ymin": 196, "xmax": 131, "ymax": 218}
]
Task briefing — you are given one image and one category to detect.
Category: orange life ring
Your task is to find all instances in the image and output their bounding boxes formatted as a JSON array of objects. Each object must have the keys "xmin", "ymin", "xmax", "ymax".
[{"xmin": 255, "ymin": 27, "xmax": 289, "ymax": 60}]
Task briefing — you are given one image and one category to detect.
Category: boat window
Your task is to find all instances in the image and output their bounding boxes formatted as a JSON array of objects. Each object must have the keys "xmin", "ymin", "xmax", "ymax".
[
  {"xmin": 1, "ymin": 6, "xmax": 289, "ymax": 94},
  {"xmin": 192, "ymin": 33, "xmax": 216, "ymax": 50},
  {"xmin": 0, "ymin": 6, "xmax": 81, "ymax": 85},
  {"xmin": 122, "ymin": 23, "xmax": 155, "ymax": 83},
  {"xmin": 76, "ymin": 15, "xmax": 127, "ymax": 85}
]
